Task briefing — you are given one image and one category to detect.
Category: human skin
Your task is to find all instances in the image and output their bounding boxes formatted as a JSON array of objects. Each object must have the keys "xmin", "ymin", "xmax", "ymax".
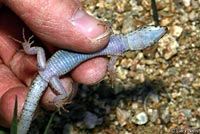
[{"xmin": 0, "ymin": 0, "xmax": 110, "ymax": 127}]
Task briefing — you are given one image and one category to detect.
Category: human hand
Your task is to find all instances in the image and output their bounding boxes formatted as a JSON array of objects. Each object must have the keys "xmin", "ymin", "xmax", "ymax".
[{"xmin": 0, "ymin": 0, "xmax": 110, "ymax": 127}]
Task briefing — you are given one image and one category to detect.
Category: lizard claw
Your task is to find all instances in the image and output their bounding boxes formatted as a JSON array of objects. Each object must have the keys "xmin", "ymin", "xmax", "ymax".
[{"xmin": 54, "ymin": 99, "xmax": 71, "ymax": 114}]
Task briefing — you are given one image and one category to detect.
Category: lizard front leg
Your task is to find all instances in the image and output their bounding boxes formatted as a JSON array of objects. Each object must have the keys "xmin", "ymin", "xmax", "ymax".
[
  {"xmin": 11, "ymin": 29, "xmax": 73, "ymax": 112},
  {"xmin": 9, "ymin": 28, "xmax": 46, "ymax": 70},
  {"xmin": 14, "ymin": 29, "xmax": 73, "ymax": 111}
]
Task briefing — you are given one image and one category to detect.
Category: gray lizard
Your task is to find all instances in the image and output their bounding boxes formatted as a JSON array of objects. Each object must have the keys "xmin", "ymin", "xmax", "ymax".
[{"xmin": 10, "ymin": 25, "xmax": 167, "ymax": 134}]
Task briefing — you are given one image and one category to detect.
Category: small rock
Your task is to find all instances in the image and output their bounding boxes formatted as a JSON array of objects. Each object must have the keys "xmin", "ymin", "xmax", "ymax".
[
  {"xmin": 147, "ymin": 109, "xmax": 159, "ymax": 123},
  {"xmin": 189, "ymin": 10, "xmax": 198, "ymax": 21},
  {"xmin": 179, "ymin": 12, "xmax": 189, "ymax": 23},
  {"xmin": 158, "ymin": 34, "xmax": 179, "ymax": 60},
  {"xmin": 191, "ymin": 0, "xmax": 200, "ymax": 9},
  {"xmin": 182, "ymin": 0, "xmax": 191, "ymax": 7},
  {"xmin": 192, "ymin": 77, "xmax": 200, "ymax": 90},
  {"xmin": 120, "ymin": 58, "xmax": 134, "ymax": 68},
  {"xmin": 134, "ymin": 72, "xmax": 146, "ymax": 83},
  {"xmin": 77, "ymin": 111, "xmax": 103, "ymax": 129},
  {"xmin": 160, "ymin": 107, "xmax": 170, "ymax": 124},
  {"xmin": 182, "ymin": 109, "xmax": 192, "ymax": 118},
  {"xmin": 116, "ymin": 107, "xmax": 131, "ymax": 126},
  {"xmin": 63, "ymin": 124, "xmax": 74, "ymax": 134},
  {"xmin": 160, "ymin": 17, "xmax": 173, "ymax": 26},
  {"xmin": 132, "ymin": 112, "xmax": 148, "ymax": 125},
  {"xmin": 169, "ymin": 25, "xmax": 183, "ymax": 38},
  {"xmin": 121, "ymin": 16, "xmax": 133, "ymax": 33},
  {"xmin": 180, "ymin": 73, "xmax": 195, "ymax": 88},
  {"xmin": 116, "ymin": 66, "xmax": 128, "ymax": 80},
  {"xmin": 131, "ymin": 102, "xmax": 139, "ymax": 110}
]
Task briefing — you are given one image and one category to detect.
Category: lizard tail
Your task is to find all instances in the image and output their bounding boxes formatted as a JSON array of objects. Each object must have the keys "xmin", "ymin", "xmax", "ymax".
[{"xmin": 17, "ymin": 75, "xmax": 48, "ymax": 134}]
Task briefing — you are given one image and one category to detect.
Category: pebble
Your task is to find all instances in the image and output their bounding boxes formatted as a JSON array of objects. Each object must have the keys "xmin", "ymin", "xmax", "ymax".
[
  {"xmin": 63, "ymin": 124, "xmax": 74, "ymax": 134},
  {"xmin": 182, "ymin": 109, "xmax": 192, "ymax": 118},
  {"xmin": 160, "ymin": 17, "xmax": 173, "ymax": 26},
  {"xmin": 188, "ymin": 10, "xmax": 199, "ymax": 21},
  {"xmin": 76, "ymin": 111, "xmax": 103, "ymax": 129},
  {"xmin": 160, "ymin": 107, "xmax": 170, "ymax": 124},
  {"xmin": 182, "ymin": 0, "xmax": 191, "ymax": 7},
  {"xmin": 147, "ymin": 109, "xmax": 159, "ymax": 123},
  {"xmin": 192, "ymin": 77, "xmax": 200, "ymax": 90},
  {"xmin": 116, "ymin": 107, "xmax": 131, "ymax": 126},
  {"xmin": 116, "ymin": 66, "xmax": 129, "ymax": 80},
  {"xmin": 169, "ymin": 25, "xmax": 183, "ymax": 38},
  {"xmin": 120, "ymin": 58, "xmax": 134, "ymax": 68},
  {"xmin": 180, "ymin": 73, "xmax": 195, "ymax": 88},
  {"xmin": 158, "ymin": 34, "xmax": 179, "ymax": 60},
  {"xmin": 132, "ymin": 112, "xmax": 148, "ymax": 125},
  {"xmin": 34, "ymin": 1, "xmax": 200, "ymax": 133},
  {"xmin": 81, "ymin": 0, "xmax": 200, "ymax": 133},
  {"xmin": 131, "ymin": 102, "xmax": 139, "ymax": 110}
]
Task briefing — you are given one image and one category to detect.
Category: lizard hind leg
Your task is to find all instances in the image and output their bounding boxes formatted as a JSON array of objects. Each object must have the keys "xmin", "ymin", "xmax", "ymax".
[
  {"xmin": 108, "ymin": 55, "xmax": 119, "ymax": 87},
  {"xmin": 49, "ymin": 76, "xmax": 73, "ymax": 113}
]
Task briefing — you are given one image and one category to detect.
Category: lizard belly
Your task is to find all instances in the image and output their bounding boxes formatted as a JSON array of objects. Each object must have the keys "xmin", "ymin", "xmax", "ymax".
[{"xmin": 39, "ymin": 50, "xmax": 93, "ymax": 81}]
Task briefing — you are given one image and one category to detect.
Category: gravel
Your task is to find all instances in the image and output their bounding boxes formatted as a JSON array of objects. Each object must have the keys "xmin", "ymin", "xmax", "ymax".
[{"xmin": 29, "ymin": 0, "xmax": 200, "ymax": 133}]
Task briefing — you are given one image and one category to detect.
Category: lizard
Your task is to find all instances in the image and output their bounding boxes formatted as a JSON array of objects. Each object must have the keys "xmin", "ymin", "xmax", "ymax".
[{"xmin": 10, "ymin": 25, "xmax": 167, "ymax": 134}]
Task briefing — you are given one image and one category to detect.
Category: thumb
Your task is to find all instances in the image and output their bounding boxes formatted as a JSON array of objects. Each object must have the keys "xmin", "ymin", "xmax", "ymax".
[{"xmin": 3, "ymin": 0, "xmax": 110, "ymax": 52}]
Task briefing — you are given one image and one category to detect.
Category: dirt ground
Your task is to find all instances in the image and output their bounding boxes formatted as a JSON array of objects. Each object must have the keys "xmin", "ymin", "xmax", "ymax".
[{"xmin": 27, "ymin": 0, "xmax": 200, "ymax": 134}]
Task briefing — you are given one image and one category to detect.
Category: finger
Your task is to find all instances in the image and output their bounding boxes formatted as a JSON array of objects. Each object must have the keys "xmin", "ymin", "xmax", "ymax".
[
  {"xmin": 7, "ymin": 52, "xmax": 77, "ymax": 115},
  {"xmin": 3, "ymin": 0, "xmax": 110, "ymax": 53},
  {"xmin": 0, "ymin": 7, "xmax": 24, "ymax": 65},
  {"xmin": 70, "ymin": 57, "xmax": 108, "ymax": 85},
  {"xmin": 0, "ymin": 64, "xmax": 28, "ymax": 127},
  {"xmin": 0, "ymin": 7, "xmax": 43, "ymax": 85},
  {"xmin": 0, "ymin": 5, "xmax": 109, "ymax": 115},
  {"xmin": 41, "ymin": 77, "xmax": 79, "ymax": 110},
  {"xmin": 0, "ymin": 7, "xmax": 109, "ymax": 87},
  {"xmin": 4, "ymin": 27, "xmax": 107, "ymax": 111},
  {"xmin": 0, "ymin": 9, "xmax": 30, "ymax": 127}
]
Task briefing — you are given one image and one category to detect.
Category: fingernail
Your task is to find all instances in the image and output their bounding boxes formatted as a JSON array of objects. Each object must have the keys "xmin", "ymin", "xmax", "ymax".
[{"xmin": 72, "ymin": 8, "xmax": 109, "ymax": 39}]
